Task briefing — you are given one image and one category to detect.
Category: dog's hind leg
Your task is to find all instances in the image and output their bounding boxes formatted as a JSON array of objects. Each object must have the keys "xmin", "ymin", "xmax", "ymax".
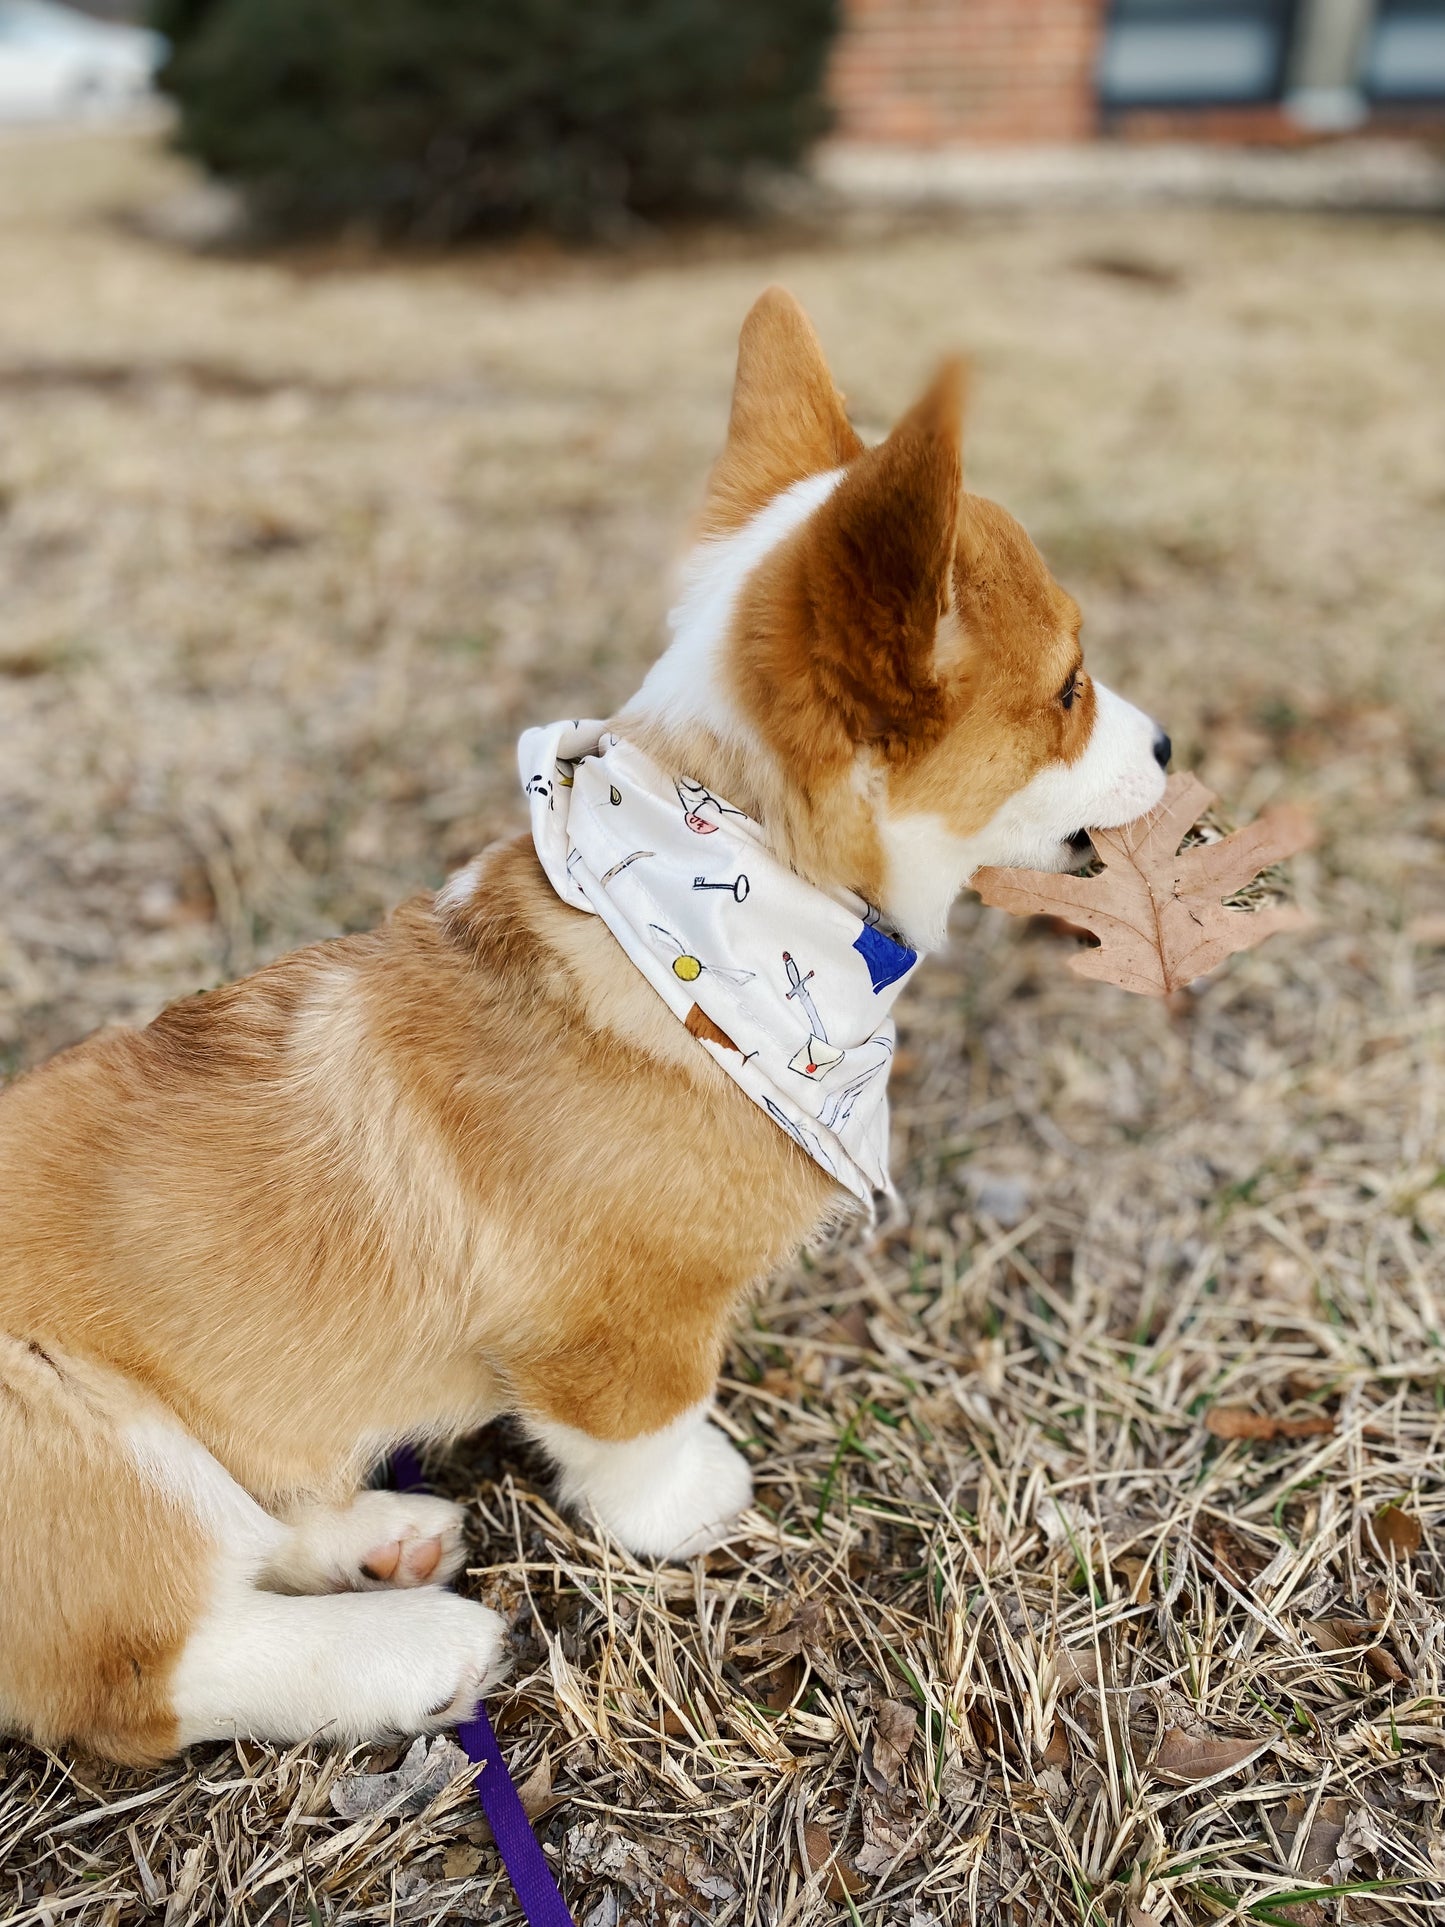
[
  {"xmin": 0, "ymin": 1337, "xmax": 505, "ymax": 1760},
  {"xmin": 0, "ymin": 1336, "xmax": 213, "ymax": 1763}
]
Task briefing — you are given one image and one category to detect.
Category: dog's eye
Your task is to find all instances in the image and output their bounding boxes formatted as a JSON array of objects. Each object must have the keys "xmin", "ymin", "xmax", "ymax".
[{"xmin": 1059, "ymin": 671, "xmax": 1079, "ymax": 711}]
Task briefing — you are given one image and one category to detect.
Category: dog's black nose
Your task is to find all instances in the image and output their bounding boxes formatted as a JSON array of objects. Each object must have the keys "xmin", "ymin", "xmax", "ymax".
[{"xmin": 1153, "ymin": 729, "xmax": 1172, "ymax": 770}]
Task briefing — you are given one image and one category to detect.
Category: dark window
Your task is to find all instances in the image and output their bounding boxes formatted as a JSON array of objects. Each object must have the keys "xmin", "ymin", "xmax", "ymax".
[
  {"xmin": 1098, "ymin": 0, "xmax": 1299, "ymax": 109},
  {"xmin": 1365, "ymin": 0, "xmax": 1445, "ymax": 98}
]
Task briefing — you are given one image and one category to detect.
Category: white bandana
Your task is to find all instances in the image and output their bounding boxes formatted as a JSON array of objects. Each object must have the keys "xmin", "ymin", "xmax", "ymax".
[{"xmin": 519, "ymin": 720, "xmax": 921, "ymax": 1210}]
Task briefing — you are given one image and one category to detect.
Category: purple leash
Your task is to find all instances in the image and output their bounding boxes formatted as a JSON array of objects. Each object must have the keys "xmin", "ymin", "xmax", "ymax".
[{"xmin": 387, "ymin": 1447, "xmax": 576, "ymax": 1927}]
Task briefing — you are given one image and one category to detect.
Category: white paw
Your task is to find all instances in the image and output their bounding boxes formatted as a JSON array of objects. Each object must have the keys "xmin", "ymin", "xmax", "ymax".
[
  {"xmin": 266, "ymin": 1490, "xmax": 467, "ymax": 1595},
  {"xmin": 400, "ymin": 1591, "xmax": 511, "ymax": 1732},
  {"xmin": 536, "ymin": 1409, "xmax": 754, "ymax": 1561},
  {"xmin": 318, "ymin": 1589, "xmax": 510, "ymax": 1742},
  {"xmin": 172, "ymin": 1584, "xmax": 509, "ymax": 1749},
  {"xmin": 615, "ymin": 1419, "xmax": 753, "ymax": 1560}
]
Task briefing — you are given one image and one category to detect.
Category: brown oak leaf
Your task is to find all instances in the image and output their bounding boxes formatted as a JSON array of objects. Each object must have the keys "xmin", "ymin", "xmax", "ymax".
[{"xmin": 973, "ymin": 772, "xmax": 1314, "ymax": 997}]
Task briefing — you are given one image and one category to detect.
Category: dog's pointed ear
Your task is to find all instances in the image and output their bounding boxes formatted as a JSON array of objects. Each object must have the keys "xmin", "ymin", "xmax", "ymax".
[
  {"xmin": 793, "ymin": 357, "xmax": 965, "ymax": 751},
  {"xmin": 702, "ymin": 287, "xmax": 863, "ymax": 533}
]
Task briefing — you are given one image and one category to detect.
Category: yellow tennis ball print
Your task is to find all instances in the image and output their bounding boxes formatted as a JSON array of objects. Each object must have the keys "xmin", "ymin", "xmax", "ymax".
[{"xmin": 672, "ymin": 954, "xmax": 702, "ymax": 982}]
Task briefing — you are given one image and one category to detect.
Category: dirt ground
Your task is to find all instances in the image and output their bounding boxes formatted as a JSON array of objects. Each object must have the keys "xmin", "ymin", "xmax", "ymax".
[{"xmin": 2, "ymin": 127, "xmax": 1443, "ymax": 1926}]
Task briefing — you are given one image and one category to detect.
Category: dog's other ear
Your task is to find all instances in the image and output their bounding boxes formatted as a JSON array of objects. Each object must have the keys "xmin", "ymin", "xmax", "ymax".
[
  {"xmin": 702, "ymin": 287, "xmax": 863, "ymax": 535},
  {"xmin": 782, "ymin": 357, "xmax": 965, "ymax": 757}
]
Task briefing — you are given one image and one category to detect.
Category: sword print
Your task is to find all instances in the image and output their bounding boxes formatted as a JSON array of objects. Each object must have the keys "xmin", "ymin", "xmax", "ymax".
[{"xmin": 782, "ymin": 951, "xmax": 826, "ymax": 1042}]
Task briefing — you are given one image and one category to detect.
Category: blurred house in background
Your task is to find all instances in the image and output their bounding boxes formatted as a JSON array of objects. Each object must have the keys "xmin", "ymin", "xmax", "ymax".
[
  {"xmin": 829, "ymin": 0, "xmax": 1445, "ymax": 144},
  {"xmin": 6, "ymin": 2, "xmax": 1444, "ymax": 164},
  {"xmin": 0, "ymin": 0, "xmax": 161, "ymax": 121}
]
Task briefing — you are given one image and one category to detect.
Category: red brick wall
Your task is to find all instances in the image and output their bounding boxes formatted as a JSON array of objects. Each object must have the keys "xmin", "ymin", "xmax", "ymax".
[{"xmin": 828, "ymin": 0, "xmax": 1109, "ymax": 145}]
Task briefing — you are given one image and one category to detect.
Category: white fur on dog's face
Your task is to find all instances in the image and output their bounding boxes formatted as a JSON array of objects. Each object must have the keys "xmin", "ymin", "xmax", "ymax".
[
  {"xmin": 1013, "ymin": 680, "xmax": 1169, "ymax": 861},
  {"xmin": 876, "ymin": 681, "xmax": 1167, "ymax": 949}
]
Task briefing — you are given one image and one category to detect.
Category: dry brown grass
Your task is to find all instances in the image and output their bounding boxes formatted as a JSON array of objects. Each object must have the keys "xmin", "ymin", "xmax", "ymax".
[{"xmin": 2, "ymin": 127, "xmax": 1444, "ymax": 1927}]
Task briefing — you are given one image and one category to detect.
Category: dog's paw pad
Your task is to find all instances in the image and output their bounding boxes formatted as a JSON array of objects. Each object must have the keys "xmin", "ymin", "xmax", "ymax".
[
  {"xmin": 360, "ymin": 1532, "xmax": 445, "ymax": 1586},
  {"xmin": 272, "ymin": 1491, "xmax": 468, "ymax": 1596},
  {"xmin": 359, "ymin": 1522, "xmax": 455, "ymax": 1589},
  {"xmin": 401, "ymin": 1533, "xmax": 445, "ymax": 1584},
  {"xmin": 359, "ymin": 1541, "xmax": 397, "ymax": 1583}
]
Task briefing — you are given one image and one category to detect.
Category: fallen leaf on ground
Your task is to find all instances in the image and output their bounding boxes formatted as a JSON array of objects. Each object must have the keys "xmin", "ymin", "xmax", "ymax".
[
  {"xmin": 564, "ymin": 1823, "xmax": 653, "ymax": 1889},
  {"xmin": 1275, "ymin": 1795, "xmax": 1350, "ymax": 1879},
  {"xmin": 682, "ymin": 1848, "xmax": 737, "ymax": 1903},
  {"xmin": 865, "ymin": 1699, "xmax": 918, "ymax": 1789},
  {"xmin": 734, "ymin": 1596, "xmax": 831, "ymax": 1663},
  {"xmin": 802, "ymin": 1820, "xmax": 865, "ymax": 1900},
  {"xmin": 856, "ymin": 1787, "xmax": 923, "ymax": 1877},
  {"xmin": 973, "ymin": 772, "xmax": 1314, "ymax": 997},
  {"xmin": 1203, "ymin": 1522, "xmax": 1272, "ymax": 1587},
  {"xmin": 441, "ymin": 1844, "xmax": 483, "ymax": 1881},
  {"xmin": 515, "ymin": 1753, "xmax": 557, "ymax": 1819},
  {"xmin": 1041, "ymin": 1717, "xmax": 1070, "ymax": 1767},
  {"xmin": 1205, "ymin": 1405, "xmax": 1334, "ymax": 1442},
  {"xmin": 1151, "ymin": 1726, "xmax": 1268, "ymax": 1783},
  {"xmin": 1305, "ymin": 1616, "xmax": 1373, "ymax": 1653},
  {"xmin": 1304, "ymin": 1618, "xmax": 1408, "ymax": 1683},
  {"xmin": 1114, "ymin": 1553, "xmax": 1155, "ymax": 1602},
  {"xmin": 1363, "ymin": 1646, "xmax": 1408, "ymax": 1684},
  {"xmin": 762, "ymin": 1652, "xmax": 806, "ymax": 1712},
  {"xmin": 1330, "ymin": 1805, "xmax": 1385, "ymax": 1883},
  {"xmin": 830, "ymin": 1301, "xmax": 872, "ymax": 1348},
  {"xmin": 939, "ymin": 1750, "xmax": 978, "ymax": 1813},
  {"xmin": 454, "ymin": 1751, "xmax": 555, "ymax": 1848},
  {"xmin": 578, "ymin": 1893, "xmax": 619, "ymax": 1927},
  {"xmin": 1366, "ymin": 1504, "xmax": 1423, "ymax": 1559},
  {"xmin": 329, "ymin": 1735, "xmax": 472, "ymax": 1819},
  {"xmin": 1053, "ymin": 1648, "xmax": 1100, "ymax": 1692}
]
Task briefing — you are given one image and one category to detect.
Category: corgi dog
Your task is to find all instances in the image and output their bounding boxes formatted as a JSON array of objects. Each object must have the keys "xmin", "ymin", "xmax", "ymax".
[{"xmin": 0, "ymin": 290, "xmax": 1168, "ymax": 1765}]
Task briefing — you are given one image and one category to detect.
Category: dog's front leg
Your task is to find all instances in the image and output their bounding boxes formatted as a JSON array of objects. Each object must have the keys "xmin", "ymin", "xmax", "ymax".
[{"xmin": 526, "ymin": 1402, "xmax": 752, "ymax": 1560}]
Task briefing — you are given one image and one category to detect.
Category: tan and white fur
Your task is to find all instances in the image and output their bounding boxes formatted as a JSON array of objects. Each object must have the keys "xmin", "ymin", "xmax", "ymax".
[{"xmin": 0, "ymin": 291, "xmax": 1168, "ymax": 1763}]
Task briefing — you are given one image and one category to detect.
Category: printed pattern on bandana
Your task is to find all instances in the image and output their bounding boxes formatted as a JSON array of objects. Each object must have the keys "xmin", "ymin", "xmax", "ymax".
[{"xmin": 518, "ymin": 719, "xmax": 920, "ymax": 1209}]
